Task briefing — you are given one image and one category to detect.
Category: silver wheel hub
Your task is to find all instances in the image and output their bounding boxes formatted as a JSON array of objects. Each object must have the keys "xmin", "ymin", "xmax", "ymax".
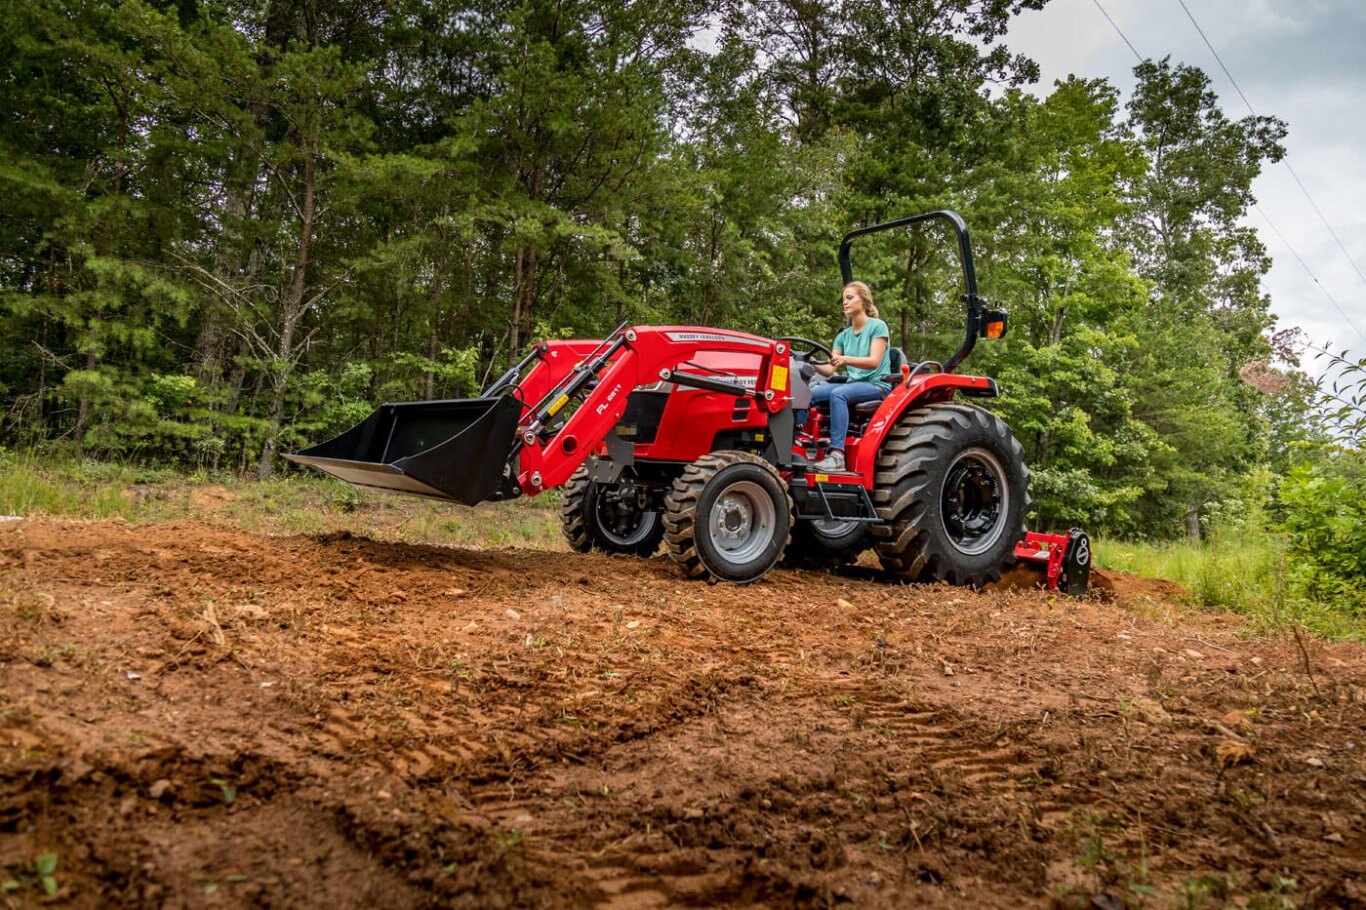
[
  {"xmin": 714, "ymin": 495, "xmax": 753, "ymax": 541},
  {"xmin": 812, "ymin": 517, "xmax": 860, "ymax": 538},
  {"xmin": 707, "ymin": 480, "xmax": 776, "ymax": 563}
]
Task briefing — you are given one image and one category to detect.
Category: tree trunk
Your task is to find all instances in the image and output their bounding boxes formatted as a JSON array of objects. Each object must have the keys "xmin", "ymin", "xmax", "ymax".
[
  {"xmin": 425, "ymin": 275, "xmax": 444, "ymax": 398},
  {"xmin": 223, "ymin": 336, "xmax": 249, "ymax": 417},
  {"xmin": 426, "ymin": 329, "xmax": 438, "ymax": 399},
  {"xmin": 196, "ymin": 154, "xmax": 255, "ymax": 385},
  {"xmin": 614, "ymin": 258, "xmax": 624, "ymax": 326},
  {"xmin": 1048, "ymin": 307, "xmax": 1067, "ymax": 347},
  {"xmin": 74, "ymin": 88, "xmax": 131, "ymax": 454},
  {"xmin": 258, "ymin": 145, "xmax": 316, "ymax": 479},
  {"xmin": 522, "ymin": 246, "xmax": 538, "ymax": 354},
  {"xmin": 35, "ymin": 315, "xmax": 49, "ymax": 434},
  {"xmin": 73, "ymin": 350, "xmax": 97, "ymax": 453},
  {"xmin": 509, "ymin": 245, "xmax": 539, "ymax": 368},
  {"xmin": 510, "ymin": 247, "xmax": 523, "ymax": 366}
]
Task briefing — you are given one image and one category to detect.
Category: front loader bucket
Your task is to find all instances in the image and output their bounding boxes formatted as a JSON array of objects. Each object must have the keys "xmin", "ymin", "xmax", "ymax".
[{"xmin": 284, "ymin": 396, "xmax": 522, "ymax": 505}]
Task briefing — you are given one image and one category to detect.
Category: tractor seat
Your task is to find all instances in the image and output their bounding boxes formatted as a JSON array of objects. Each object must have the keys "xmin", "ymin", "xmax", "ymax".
[{"xmin": 851, "ymin": 347, "xmax": 907, "ymax": 416}]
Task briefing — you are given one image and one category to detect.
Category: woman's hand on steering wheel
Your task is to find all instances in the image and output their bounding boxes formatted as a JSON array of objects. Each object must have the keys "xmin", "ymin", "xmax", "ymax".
[{"xmin": 777, "ymin": 336, "xmax": 833, "ymax": 366}]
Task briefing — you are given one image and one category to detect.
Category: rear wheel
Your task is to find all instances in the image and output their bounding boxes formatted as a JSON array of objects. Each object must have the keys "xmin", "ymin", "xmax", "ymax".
[
  {"xmin": 560, "ymin": 467, "xmax": 664, "ymax": 556},
  {"xmin": 871, "ymin": 403, "xmax": 1029, "ymax": 586},
  {"xmin": 662, "ymin": 451, "xmax": 793, "ymax": 583}
]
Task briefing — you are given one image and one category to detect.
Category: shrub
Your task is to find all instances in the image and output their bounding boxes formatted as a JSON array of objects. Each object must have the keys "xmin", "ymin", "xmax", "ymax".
[{"xmin": 1279, "ymin": 459, "xmax": 1366, "ymax": 614}]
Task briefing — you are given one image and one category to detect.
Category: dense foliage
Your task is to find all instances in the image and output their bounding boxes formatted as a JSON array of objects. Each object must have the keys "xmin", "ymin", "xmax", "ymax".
[
  {"xmin": 1277, "ymin": 349, "xmax": 1366, "ymax": 614},
  {"xmin": 0, "ymin": 0, "xmax": 1356, "ymax": 549}
]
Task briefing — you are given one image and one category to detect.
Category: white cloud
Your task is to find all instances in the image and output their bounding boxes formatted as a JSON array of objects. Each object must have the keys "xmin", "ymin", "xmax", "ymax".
[{"xmin": 1006, "ymin": 0, "xmax": 1366, "ymax": 357}]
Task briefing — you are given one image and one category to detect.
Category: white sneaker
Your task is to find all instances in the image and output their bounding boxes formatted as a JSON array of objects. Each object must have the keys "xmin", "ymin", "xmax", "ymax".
[{"xmin": 812, "ymin": 450, "xmax": 845, "ymax": 472}]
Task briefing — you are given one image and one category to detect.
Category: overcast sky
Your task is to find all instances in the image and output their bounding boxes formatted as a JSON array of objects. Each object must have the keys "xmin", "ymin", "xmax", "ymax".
[{"xmin": 1005, "ymin": 0, "xmax": 1366, "ymax": 358}]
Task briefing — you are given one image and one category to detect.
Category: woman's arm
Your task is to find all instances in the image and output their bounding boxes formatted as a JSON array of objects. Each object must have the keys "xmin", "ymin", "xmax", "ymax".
[
  {"xmin": 814, "ymin": 349, "xmax": 841, "ymax": 377},
  {"xmin": 830, "ymin": 337, "xmax": 887, "ymax": 371}
]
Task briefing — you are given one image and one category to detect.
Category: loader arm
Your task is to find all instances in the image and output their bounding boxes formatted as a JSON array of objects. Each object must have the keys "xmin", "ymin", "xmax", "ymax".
[
  {"xmin": 284, "ymin": 325, "xmax": 792, "ymax": 506},
  {"xmin": 512, "ymin": 326, "xmax": 793, "ymax": 494}
]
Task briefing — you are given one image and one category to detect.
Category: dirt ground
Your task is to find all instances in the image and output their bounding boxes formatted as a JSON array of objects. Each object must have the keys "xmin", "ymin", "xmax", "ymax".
[{"xmin": 1, "ymin": 518, "xmax": 1363, "ymax": 908}]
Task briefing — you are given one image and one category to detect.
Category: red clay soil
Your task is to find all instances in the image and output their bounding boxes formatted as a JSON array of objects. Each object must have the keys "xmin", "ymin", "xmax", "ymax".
[{"xmin": 1, "ymin": 518, "xmax": 1363, "ymax": 908}]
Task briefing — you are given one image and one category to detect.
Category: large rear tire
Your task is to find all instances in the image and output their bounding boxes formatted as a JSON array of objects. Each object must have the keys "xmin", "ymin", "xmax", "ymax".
[
  {"xmin": 560, "ymin": 467, "xmax": 664, "ymax": 557},
  {"xmin": 662, "ymin": 451, "xmax": 793, "ymax": 583},
  {"xmin": 871, "ymin": 403, "xmax": 1029, "ymax": 586}
]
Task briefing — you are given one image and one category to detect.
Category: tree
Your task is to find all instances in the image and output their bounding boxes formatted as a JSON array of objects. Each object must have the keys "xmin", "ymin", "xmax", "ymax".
[{"xmin": 1120, "ymin": 58, "xmax": 1287, "ymax": 536}]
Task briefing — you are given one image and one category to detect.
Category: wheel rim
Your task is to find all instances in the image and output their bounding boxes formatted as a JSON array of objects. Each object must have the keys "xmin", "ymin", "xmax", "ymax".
[
  {"xmin": 939, "ymin": 447, "xmax": 1008, "ymax": 556},
  {"xmin": 810, "ymin": 517, "xmax": 862, "ymax": 540},
  {"xmin": 708, "ymin": 480, "xmax": 777, "ymax": 564},
  {"xmin": 593, "ymin": 488, "xmax": 658, "ymax": 547}
]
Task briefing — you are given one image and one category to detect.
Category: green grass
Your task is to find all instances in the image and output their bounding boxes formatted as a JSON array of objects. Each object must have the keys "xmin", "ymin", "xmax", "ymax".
[
  {"xmin": 220, "ymin": 473, "xmax": 565, "ymax": 548},
  {"xmin": 0, "ymin": 449, "xmax": 566, "ymax": 551},
  {"xmin": 1099, "ymin": 534, "xmax": 1364, "ymax": 641},
  {"xmin": 0, "ymin": 454, "xmax": 142, "ymax": 520}
]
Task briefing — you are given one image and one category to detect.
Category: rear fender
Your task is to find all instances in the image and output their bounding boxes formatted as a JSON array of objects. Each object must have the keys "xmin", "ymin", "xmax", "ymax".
[{"xmin": 848, "ymin": 373, "xmax": 998, "ymax": 484}]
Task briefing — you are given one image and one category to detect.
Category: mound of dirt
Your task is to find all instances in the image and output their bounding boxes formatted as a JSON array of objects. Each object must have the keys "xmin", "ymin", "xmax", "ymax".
[
  {"xmin": 186, "ymin": 484, "xmax": 239, "ymax": 514},
  {"xmin": 985, "ymin": 565, "xmax": 1180, "ymax": 604},
  {"xmin": 1091, "ymin": 568, "xmax": 1191, "ymax": 602},
  {"xmin": 1, "ymin": 518, "xmax": 1362, "ymax": 908}
]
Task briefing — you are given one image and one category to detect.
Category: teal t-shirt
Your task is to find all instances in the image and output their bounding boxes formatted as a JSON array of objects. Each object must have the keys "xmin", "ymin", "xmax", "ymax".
[{"xmin": 833, "ymin": 318, "xmax": 892, "ymax": 389}]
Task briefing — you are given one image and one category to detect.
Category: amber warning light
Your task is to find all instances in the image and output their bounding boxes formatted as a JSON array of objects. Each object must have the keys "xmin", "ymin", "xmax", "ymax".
[{"xmin": 982, "ymin": 309, "xmax": 1008, "ymax": 340}]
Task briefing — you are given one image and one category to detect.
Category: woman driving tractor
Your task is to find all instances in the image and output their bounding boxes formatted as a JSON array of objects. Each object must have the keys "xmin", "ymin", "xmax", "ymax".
[{"xmin": 804, "ymin": 280, "xmax": 892, "ymax": 472}]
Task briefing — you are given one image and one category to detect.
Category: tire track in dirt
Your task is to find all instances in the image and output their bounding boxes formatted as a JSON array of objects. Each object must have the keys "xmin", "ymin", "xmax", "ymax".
[
  {"xmin": 843, "ymin": 689, "xmax": 1028, "ymax": 792},
  {"xmin": 454, "ymin": 679, "xmax": 1035, "ymax": 906}
]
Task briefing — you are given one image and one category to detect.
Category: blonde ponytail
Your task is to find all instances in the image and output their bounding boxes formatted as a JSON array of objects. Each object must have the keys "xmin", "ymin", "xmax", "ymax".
[{"xmin": 844, "ymin": 281, "xmax": 878, "ymax": 319}]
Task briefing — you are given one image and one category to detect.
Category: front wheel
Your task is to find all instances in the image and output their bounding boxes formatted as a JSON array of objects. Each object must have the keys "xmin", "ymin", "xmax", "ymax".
[
  {"xmin": 560, "ymin": 468, "xmax": 664, "ymax": 556},
  {"xmin": 662, "ymin": 451, "xmax": 793, "ymax": 583},
  {"xmin": 871, "ymin": 403, "xmax": 1029, "ymax": 586}
]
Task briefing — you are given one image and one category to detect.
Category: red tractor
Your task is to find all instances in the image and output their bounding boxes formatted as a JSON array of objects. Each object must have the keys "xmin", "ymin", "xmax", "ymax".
[{"xmin": 289, "ymin": 211, "xmax": 1090, "ymax": 594}]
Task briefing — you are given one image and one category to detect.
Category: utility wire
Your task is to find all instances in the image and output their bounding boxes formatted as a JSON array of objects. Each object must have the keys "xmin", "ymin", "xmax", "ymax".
[
  {"xmin": 1253, "ymin": 207, "xmax": 1366, "ymax": 349},
  {"xmin": 1089, "ymin": 0, "xmax": 1366, "ymax": 347},
  {"xmin": 1175, "ymin": 0, "xmax": 1366, "ymax": 297},
  {"xmin": 1090, "ymin": 0, "xmax": 1141, "ymax": 62}
]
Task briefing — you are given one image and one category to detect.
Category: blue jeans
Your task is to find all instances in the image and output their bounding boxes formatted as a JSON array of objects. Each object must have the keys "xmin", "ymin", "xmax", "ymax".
[{"xmin": 801, "ymin": 381, "xmax": 888, "ymax": 450}]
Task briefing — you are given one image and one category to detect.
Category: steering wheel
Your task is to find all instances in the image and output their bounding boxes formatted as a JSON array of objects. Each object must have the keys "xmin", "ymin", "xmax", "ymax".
[{"xmin": 777, "ymin": 336, "xmax": 833, "ymax": 366}]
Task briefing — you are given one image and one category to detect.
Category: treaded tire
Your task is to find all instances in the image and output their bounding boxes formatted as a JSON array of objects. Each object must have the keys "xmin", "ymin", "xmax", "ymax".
[
  {"xmin": 784, "ymin": 519, "xmax": 869, "ymax": 568},
  {"xmin": 871, "ymin": 402, "xmax": 1029, "ymax": 587},
  {"xmin": 560, "ymin": 466, "xmax": 664, "ymax": 557},
  {"xmin": 662, "ymin": 451, "xmax": 793, "ymax": 583}
]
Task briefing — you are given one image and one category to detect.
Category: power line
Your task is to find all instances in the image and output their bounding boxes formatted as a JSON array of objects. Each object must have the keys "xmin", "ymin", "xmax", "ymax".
[
  {"xmin": 1174, "ymin": 0, "xmax": 1366, "ymax": 297},
  {"xmin": 1254, "ymin": 207, "xmax": 1366, "ymax": 348},
  {"xmin": 1089, "ymin": 0, "xmax": 1366, "ymax": 347},
  {"xmin": 1090, "ymin": 0, "xmax": 1141, "ymax": 62}
]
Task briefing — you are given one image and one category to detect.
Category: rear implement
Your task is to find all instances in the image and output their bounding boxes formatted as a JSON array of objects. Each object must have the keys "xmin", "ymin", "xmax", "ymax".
[{"xmin": 1014, "ymin": 529, "xmax": 1092, "ymax": 596}]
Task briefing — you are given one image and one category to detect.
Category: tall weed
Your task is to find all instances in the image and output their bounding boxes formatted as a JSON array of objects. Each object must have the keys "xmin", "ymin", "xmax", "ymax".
[
  {"xmin": 1099, "ymin": 531, "xmax": 1364, "ymax": 640},
  {"xmin": 1279, "ymin": 460, "xmax": 1366, "ymax": 615},
  {"xmin": 0, "ymin": 450, "xmax": 135, "ymax": 519}
]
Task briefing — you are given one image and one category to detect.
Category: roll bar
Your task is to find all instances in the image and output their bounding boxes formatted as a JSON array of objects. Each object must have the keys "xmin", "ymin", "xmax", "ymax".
[{"xmin": 837, "ymin": 209, "xmax": 1001, "ymax": 373}]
